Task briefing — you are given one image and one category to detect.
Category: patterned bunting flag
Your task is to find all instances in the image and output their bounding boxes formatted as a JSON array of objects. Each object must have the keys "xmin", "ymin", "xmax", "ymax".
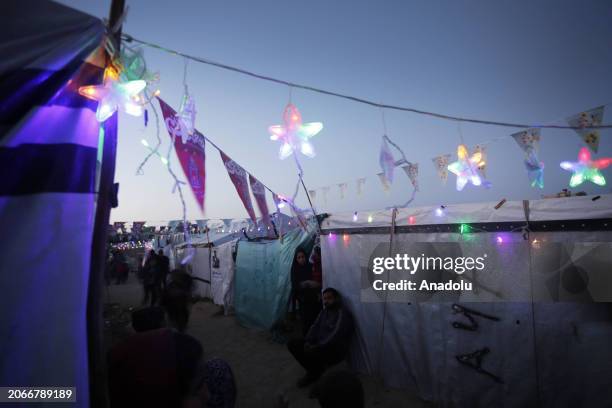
[
  {"xmin": 356, "ymin": 178, "xmax": 366, "ymax": 195},
  {"xmin": 220, "ymin": 151, "xmax": 257, "ymax": 222},
  {"xmin": 511, "ymin": 128, "xmax": 541, "ymax": 154},
  {"xmin": 322, "ymin": 187, "xmax": 330, "ymax": 205},
  {"xmin": 524, "ymin": 150, "xmax": 544, "ymax": 189},
  {"xmin": 338, "ymin": 183, "xmax": 348, "ymax": 199},
  {"xmin": 377, "ymin": 172, "xmax": 391, "ymax": 192},
  {"xmin": 379, "ymin": 136, "xmax": 395, "ymax": 184},
  {"xmin": 401, "ymin": 163, "xmax": 419, "ymax": 191},
  {"xmin": 248, "ymin": 174, "xmax": 271, "ymax": 228},
  {"xmin": 566, "ymin": 106, "xmax": 605, "ymax": 153},
  {"xmin": 158, "ymin": 97, "xmax": 206, "ymax": 212},
  {"xmin": 432, "ymin": 154, "xmax": 452, "ymax": 184}
]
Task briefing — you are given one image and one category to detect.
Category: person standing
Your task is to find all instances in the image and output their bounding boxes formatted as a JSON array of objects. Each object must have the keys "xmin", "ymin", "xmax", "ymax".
[
  {"xmin": 291, "ymin": 247, "xmax": 322, "ymax": 336},
  {"xmin": 142, "ymin": 250, "xmax": 160, "ymax": 306},
  {"xmin": 157, "ymin": 249, "xmax": 170, "ymax": 290}
]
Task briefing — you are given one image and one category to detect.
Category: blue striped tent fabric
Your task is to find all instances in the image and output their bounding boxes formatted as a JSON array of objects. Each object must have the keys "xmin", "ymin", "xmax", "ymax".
[{"xmin": 0, "ymin": 1, "xmax": 107, "ymax": 405}]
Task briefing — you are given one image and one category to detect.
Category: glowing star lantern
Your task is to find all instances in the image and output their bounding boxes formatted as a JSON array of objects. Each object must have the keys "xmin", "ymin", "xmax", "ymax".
[
  {"xmin": 447, "ymin": 144, "xmax": 486, "ymax": 191},
  {"xmin": 177, "ymin": 92, "xmax": 197, "ymax": 137},
  {"xmin": 268, "ymin": 104, "xmax": 323, "ymax": 159},
  {"xmin": 560, "ymin": 147, "xmax": 612, "ymax": 187},
  {"xmin": 79, "ymin": 66, "xmax": 147, "ymax": 122}
]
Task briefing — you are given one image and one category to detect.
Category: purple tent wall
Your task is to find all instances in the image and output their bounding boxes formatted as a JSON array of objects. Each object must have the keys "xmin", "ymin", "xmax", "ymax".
[{"xmin": 0, "ymin": 2, "xmax": 106, "ymax": 406}]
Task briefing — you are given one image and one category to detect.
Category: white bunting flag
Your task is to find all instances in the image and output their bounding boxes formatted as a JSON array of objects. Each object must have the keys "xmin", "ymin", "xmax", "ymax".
[{"xmin": 566, "ymin": 106, "xmax": 605, "ymax": 153}]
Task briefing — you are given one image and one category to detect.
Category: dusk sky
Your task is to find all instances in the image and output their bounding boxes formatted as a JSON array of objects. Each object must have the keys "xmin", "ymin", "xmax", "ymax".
[{"xmin": 58, "ymin": 0, "xmax": 612, "ymax": 224}]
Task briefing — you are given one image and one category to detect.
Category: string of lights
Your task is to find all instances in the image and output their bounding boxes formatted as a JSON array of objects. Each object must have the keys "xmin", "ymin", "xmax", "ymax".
[{"xmin": 122, "ymin": 33, "xmax": 612, "ymax": 131}]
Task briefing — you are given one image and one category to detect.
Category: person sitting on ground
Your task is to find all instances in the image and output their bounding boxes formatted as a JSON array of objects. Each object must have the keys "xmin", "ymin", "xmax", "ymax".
[
  {"xmin": 287, "ymin": 287, "xmax": 354, "ymax": 387},
  {"xmin": 310, "ymin": 369, "xmax": 364, "ymax": 408}
]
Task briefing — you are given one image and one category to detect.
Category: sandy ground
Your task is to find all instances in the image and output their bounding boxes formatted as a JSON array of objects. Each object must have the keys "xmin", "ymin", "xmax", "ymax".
[{"xmin": 103, "ymin": 274, "xmax": 433, "ymax": 407}]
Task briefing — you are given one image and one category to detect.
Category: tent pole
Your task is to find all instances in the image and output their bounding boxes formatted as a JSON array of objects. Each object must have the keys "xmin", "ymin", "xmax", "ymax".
[{"xmin": 87, "ymin": 1, "xmax": 125, "ymax": 407}]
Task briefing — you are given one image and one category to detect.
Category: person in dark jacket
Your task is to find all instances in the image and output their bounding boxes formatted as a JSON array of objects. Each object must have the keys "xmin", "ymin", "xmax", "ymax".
[
  {"xmin": 157, "ymin": 249, "xmax": 170, "ymax": 289},
  {"xmin": 287, "ymin": 287, "xmax": 354, "ymax": 387},
  {"xmin": 291, "ymin": 247, "xmax": 322, "ymax": 335},
  {"xmin": 142, "ymin": 250, "xmax": 160, "ymax": 306}
]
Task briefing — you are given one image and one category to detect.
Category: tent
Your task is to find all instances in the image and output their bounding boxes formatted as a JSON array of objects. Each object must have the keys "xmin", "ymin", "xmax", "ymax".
[
  {"xmin": 0, "ymin": 1, "xmax": 112, "ymax": 405},
  {"xmin": 320, "ymin": 194, "xmax": 612, "ymax": 407},
  {"xmin": 171, "ymin": 214, "xmax": 299, "ymax": 307},
  {"xmin": 234, "ymin": 224, "xmax": 316, "ymax": 329}
]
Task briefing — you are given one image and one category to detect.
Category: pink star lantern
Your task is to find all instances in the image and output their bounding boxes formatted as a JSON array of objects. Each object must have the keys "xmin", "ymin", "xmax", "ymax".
[
  {"xmin": 268, "ymin": 104, "xmax": 323, "ymax": 159},
  {"xmin": 560, "ymin": 147, "xmax": 612, "ymax": 187}
]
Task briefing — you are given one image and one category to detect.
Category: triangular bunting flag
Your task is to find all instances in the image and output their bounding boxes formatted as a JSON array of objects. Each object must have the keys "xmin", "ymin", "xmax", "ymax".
[
  {"xmin": 377, "ymin": 172, "xmax": 391, "ymax": 192},
  {"xmin": 249, "ymin": 174, "xmax": 271, "ymax": 228},
  {"xmin": 432, "ymin": 154, "xmax": 452, "ymax": 184},
  {"xmin": 158, "ymin": 97, "xmax": 206, "ymax": 212},
  {"xmin": 401, "ymin": 163, "xmax": 419, "ymax": 191},
  {"xmin": 379, "ymin": 136, "xmax": 395, "ymax": 184},
  {"xmin": 566, "ymin": 106, "xmax": 605, "ymax": 153},
  {"xmin": 338, "ymin": 183, "xmax": 348, "ymax": 199},
  {"xmin": 511, "ymin": 128, "xmax": 541, "ymax": 154},
  {"xmin": 356, "ymin": 178, "xmax": 366, "ymax": 195},
  {"xmin": 220, "ymin": 151, "xmax": 257, "ymax": 222}
]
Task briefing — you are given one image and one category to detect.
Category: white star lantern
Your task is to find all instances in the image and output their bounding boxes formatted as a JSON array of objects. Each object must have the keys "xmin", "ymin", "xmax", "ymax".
[
  {"xmin": 268, "ymin": 104, "xmax": 323, "ymax": 159},
  {"xmin": 447, "ymin": 144, "xmax": 486, "ymax": 191},
  {"xmin": 79, "ymin": 66, "xmax": 147, "ymax": 122}
]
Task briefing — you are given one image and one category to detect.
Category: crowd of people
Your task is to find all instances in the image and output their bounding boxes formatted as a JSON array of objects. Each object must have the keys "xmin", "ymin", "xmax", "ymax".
[{"xmin": 107, "ymin": 245, "xmax": 362, "ymax": 408}]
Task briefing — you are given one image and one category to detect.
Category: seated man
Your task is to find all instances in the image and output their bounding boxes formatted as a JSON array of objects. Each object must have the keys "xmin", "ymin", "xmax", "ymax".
[{"xmin": 287, "ymin": 287, "xmax": 354, "ymax": 387}]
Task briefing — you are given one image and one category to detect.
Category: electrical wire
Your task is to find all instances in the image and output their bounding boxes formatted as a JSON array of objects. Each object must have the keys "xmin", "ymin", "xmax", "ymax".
[{"xmin": 122, "ymin": 33, "xmax": 611, "ymax": 130}]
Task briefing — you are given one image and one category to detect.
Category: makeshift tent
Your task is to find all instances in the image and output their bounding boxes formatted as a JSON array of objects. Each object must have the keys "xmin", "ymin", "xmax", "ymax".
[
  {"xmin": 320, "ymin": 194, "xmax": 612, "ymax": 407},
  {"xmin": 0, "ymin": 1, "xmax": 110, "ymax": 405},
  {"xmin": 234, "ymin": 224, "xmax": 316, "ymax": 329},
  {"xmin": 168, "ymin": 214, "xmax": 298, "ymax": 304}
]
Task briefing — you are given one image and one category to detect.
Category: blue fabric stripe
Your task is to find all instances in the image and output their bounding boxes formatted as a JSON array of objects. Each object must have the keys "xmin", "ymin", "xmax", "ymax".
[
  {"xmin": 0, "ymin": 143, "xmax": 97, "ymax": 195},
  {"xmin": 0, "ymin": 62, "xmax": 104, "ymax": 127}
]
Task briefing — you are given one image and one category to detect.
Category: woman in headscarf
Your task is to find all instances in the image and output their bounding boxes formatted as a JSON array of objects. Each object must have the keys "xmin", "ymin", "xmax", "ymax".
[{"xmin": 291, "ymin": 247, "xmax": 321, "ymax": 335}]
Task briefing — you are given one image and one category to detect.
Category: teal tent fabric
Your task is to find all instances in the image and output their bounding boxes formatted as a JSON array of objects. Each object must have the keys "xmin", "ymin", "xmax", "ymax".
[{"xmin": 234, "ymin": 226, "xmax": 315, "ymax": 329}]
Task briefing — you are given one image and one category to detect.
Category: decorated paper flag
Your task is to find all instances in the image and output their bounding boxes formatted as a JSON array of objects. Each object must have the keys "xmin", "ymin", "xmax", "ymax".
[
  {"xmin": 356, "ymin": 178, "xmax": 367, "ymax": 195},
  {"xmin": 511, "ymin": 128, "xmax": 541, "ymax": 153},
  {"xmin": 132, "ymin": 221, "xmax": 146, "ymax": 234},
  {"xmin": 113, "ymin": 222, "xmax": 126, "ymax": 233},
  {"xmin": 220, "ymin": 151, "xmax": 257, "ymax": 222},
  {"xmin": 249, "ymin": 174, "xmax": 271, "ymax": 228},
  {"xmin": 322, "ymin": 187, "xmax": 330, "ymax": 205},
  {"xmin": 308, "ymin": 190, "xmax": 317, "ymax": 203},
  {"xmin": 158, "ymin": 97, "xmax": 206, "ymax": 212},
  {"xmin": 338, "ymin": 183, "xmax": 348, "ymax": 199},
  {"xmin": 525, "ymin": 150, "xmax": 544, "ymax": 189},
  {"xmin": 377, "ymin": 172, "xmax": 391, "ymax": 192},
  {"xmin": 401, "ymin": 163, "xmax": 419, "ymax": 191},
  {"xmin": 432, "ymin": 154, "xmax": 452, "ymax": 184},
  {"xmin": 379, "ymin": 136, "xmax": 395, "ymax": 184},
  {"xmin": 566, "ymin": 106, "xmax": 605, "ymax": 153}
]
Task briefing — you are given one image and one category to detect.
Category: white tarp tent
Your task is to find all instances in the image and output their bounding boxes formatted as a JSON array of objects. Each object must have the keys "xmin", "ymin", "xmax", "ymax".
[{"xmin": 320, "ymin": 194, "xmax": 612, "ymax": 407}]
